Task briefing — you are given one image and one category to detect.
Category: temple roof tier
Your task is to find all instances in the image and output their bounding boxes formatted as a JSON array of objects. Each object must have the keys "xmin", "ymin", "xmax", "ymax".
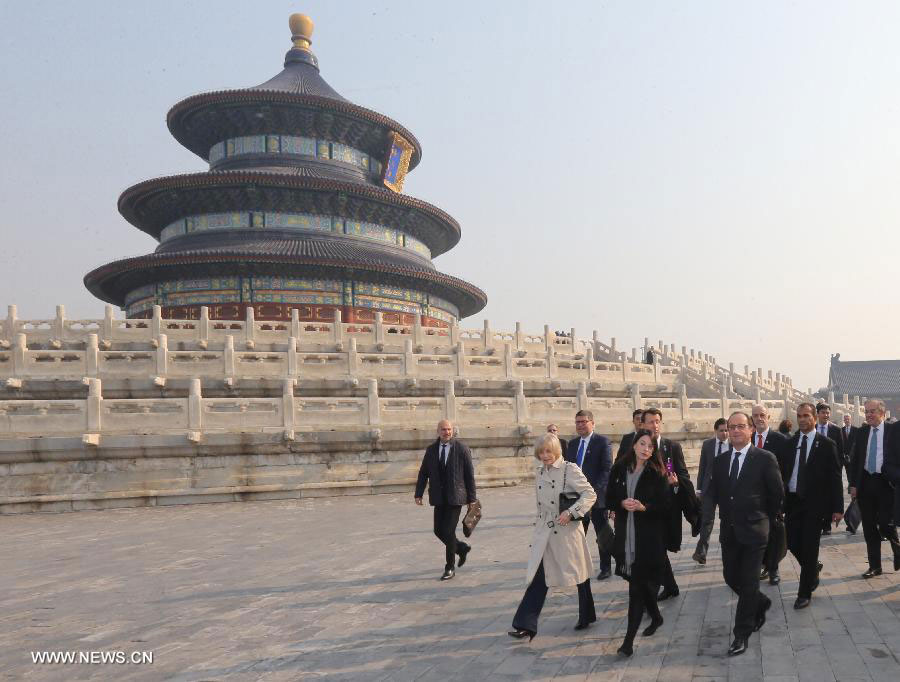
[
  {"xmin": 83, "ymin": 235, "xmax": 487, "ymax": 317},
  {"xmin": 117, "ymin": 172, "xmax": 459, "ymax": 255},
  {"xmin": 167, "ymin": 91, "xmax": 422, "ymax": 170}
]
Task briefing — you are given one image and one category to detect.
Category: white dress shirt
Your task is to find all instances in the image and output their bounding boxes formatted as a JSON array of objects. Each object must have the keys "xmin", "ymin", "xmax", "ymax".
[
  {"xmin": 753, "ymin": 429, "xmax": 769, "ymax": 450},
  {"xmin": 789, "ymin": 430, "xmax": 815, "ymax": 492},
  {"xmin": 730, "ymin": 443, "xmax": 751, "ymax": 478},
  {"xmin": 865, "ymin": 422, "xmax": 885, "ymax": 473}
]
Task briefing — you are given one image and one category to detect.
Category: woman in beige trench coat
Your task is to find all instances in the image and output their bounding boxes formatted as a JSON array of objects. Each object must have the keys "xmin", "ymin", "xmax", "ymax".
[{"xmin": 508, "ymin": 433, "xmax": 598, "ymax": 641}]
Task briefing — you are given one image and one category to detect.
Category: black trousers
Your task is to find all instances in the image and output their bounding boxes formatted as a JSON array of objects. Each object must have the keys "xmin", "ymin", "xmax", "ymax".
[
  {"xmin": 662, "ymin": 555, "xmax": 678, "ymax": 593},
  {"xmin": 623, "ymin": 576, "xmax": 661, "ymax": 644},
  {"xmin": 858, "ymin": 471, "xmax": 900, "ymax": 571},
  {"xmin": 433, "ymin": 504, "xmax": 466, "ymax": 569},
  {"xmin": 720, "ymin": 526, "xmax": 767, "ymax": 639},
  {"xmin": 694, "ymin": 507, "xmax": 715, "ymax": 560},
  {"xmin": 512, "ymin": 562, "xmax": 596, "ymax": 634},
  {"xmin": 785, "ymin": 493, "xmax": 824, "ymax": 599},
  {"xmin": 761, "ymin": 528, "xmax": 782, "ymax": 573},
  {"xmin": 581, "ymin": 507, "xmax": 612, "ymax": 571}
]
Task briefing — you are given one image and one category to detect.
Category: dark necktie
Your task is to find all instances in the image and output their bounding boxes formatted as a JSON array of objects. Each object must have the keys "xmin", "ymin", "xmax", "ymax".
[
  {"xmin": 729, "ymin": 451, "xmax": 740, "ymax": 491},
  {"xmin": 796, "ymin": 434, "xmax": 808, "ymax": 497},
  {"xmin": 441, "ymin": 444, "xmax": 448, "ymax": 468},
  {"xmin": 716, "ymin": 441, "xmax": 723, "ymax": 457}
]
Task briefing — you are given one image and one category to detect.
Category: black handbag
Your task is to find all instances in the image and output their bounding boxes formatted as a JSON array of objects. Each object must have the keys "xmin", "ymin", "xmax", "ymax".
[
  {"xmin": 559, "ymin": 463, "xmax": 581, "ymax": 514},
  {"xmin": 844, "ymin": 499, "xmax": 861, "ymax": 533},
  {"xmin": 769, "ymin": 514, "xmax": 788, "ymax": 562}
]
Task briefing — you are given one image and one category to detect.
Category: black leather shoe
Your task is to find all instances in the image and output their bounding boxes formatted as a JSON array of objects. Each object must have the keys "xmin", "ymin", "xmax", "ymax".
[
  {"xmin": 894, "ymin": 556, "xmax": 900, "ymax": 571},
  {"xmin": 769, "ymin": 571, "xmax": 780, "ymax": 586},
  {"xmin": 818, "ymin": 561, "xmax": 823, "ymax": 572},
  {"xmin": 657, "ymin": 587, "xmax": 679, "ymax": 601},
  {"xmin": 794, "ymin": 597, "xmax": 810, "ymax": 609},
  {"xmin": 574, "ymin": 619, "xmax": 594, "ymax": 631},
  {"xmin": 457, "ymin": 545, "xmax": 470, "ymax": 568},
  {"xmin": 727, "ymin": 637, "xmax": 748, "ymax": 656},
  {"xmin": 759, "ymin": 568, "xmax": 770, "ymax": 581},
  {"xmin": 822, "ymin": 528, "xmax": 831, "ymax": 536},
  {"xmin": 692, "ymin": 551, "xmax": 706, "ymax": 565},
  {"xmin": 440, "ymin": 568, "xmax": 455, "ymax": 581},
  {"xmin": 642, "ymin": 617, "xmax": 663, "ymax": 637},
  {"xmin": 862, "ymin": 568, "xmax": 883, "ymax": 578},
  {"xmin": 507, "ymin": 629, "xmax": 535, "ymax": 642},
  {"xmin": 617, "ymin": 642, "xmax": 633, "ymax": 657},
  {"xmin": 597, "ymin": 568, "xmax": 612, "ymax": 580}
]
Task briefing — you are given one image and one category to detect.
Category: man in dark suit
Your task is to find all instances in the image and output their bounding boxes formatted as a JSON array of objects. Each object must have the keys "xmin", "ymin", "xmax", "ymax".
[
  {"xmin": 815, "ymin": 403, "xmax": 845, "ymax": 535},
  {"xmin": 616, "ymin": 409, "xmax": 644, "ymax": 461},
  {"xmin": 883, "ymin": 420, "xmax": 900, "ymax": 526},
  {"xmin": 751, "ymin": 404, "xmax": 789, "ymax": 584},
  {"xmin": 547, "ymin": 423, "xmax": 567, "ymax": 456},
  {"xmin": 849, "ymin": 400, "xmax": 900, "ymax": 577},
  {"xmin": 415, "ymin": 419, "xmax": 477, "ymax": 581},
  {"xmin": 781, "ymin": 403, "xmax": 844, "ymax": 608},
  {"xmin": 565, "ymin": 409, "xmax": 613, "ymax": 579},
  {"xmin": 641, "ymin": 407, "xmax": 697, "ymax": 600},
  {"xmin": 701, "ymin": 411, "xmax": 785, "ymax": 657},
  {"xmin": 693, "ymin": 417, "xmax": 729, "ymax": 564}
]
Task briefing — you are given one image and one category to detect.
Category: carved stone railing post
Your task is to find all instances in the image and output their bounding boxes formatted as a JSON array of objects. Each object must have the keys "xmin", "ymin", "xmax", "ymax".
[
  {"xmin": 374, "ymin": 312, "xmax": 384, "ymax": 345},
  {"xmin": 482, "ymin": 319, "xmax": 491, "ymax": 350},
  {"xmin": 449, "ymin": 319, "xmax": 459, "ymax": 346},
  {"xmin": 577, "ymin": 381, "xmax": 588, "ymax": 412},
  {"xmin": 244, "ymin": 307, "xmax": 255, "ymax": 345},
  {"xmin": 515, "ymin": 380, "xmax": 528, "ymax": 423},
  {"xmin": 569, "ymin": 327, "xmax": 576, "ymax": 350},
  {"xmin": 721, "ymin": 380, "xmax": 729, "ymax": 418},
  {"xmin": 853, "ymin": 395, "xmax": 861, "ymax": 426},
  {"xmin": 156, "ymin": 334, "xmax": 168, "ymax": 378},
  {"xmin": 367, "ymin": 378, "xmax": 379, "ymax": 425},
  {"xmin": 188, "ymin": 378, "xmax": 202, "ymax": 440},
  {"xmin": 585, "ymin": 346, "xmax": 595, "ymax": 382},
  {"xmin": 53, "ymin": 305, "xmax": 66, "ymax": 344},
  {"xmin": 4, "ymin": 304, "xmax": 17, "ymax": 341},
  {"xmin": 224, "ymin": 335, "xmax": 235, "ymax": 378},
  {"xmin": 86, "ymin": 334, "xmax": 99, "ymax": 377},
  {"xmin": 332, "ymin": 310, "xmax": 343, "ymax": 344},
  {"xmin": 403, "ymin": 339, "xmax": 415, "ymax": 377},
  {"xmin": 287, "ymin": 336, "xmax": 298, "ymax": 376},
  {"xmin": 444, "ymin": 378, "xmax": 457, "ymax": 421},
  {"xmin": 199, "ymin": 306, "xmax": 210, "ymax": 345},
  {"xmin": 151, "ymin": 305, "xmax": 162, "ymax": 338},
  {"xmin": 753, "ymin": 385, "xmax": 762, "ymax": 403},
  {"xmin": 282, "ymin": 378, "xmax": 295, "ymax": 440},
  {"xmin": 85, "ymin": 377, "xmax": 102, "ymax": 438},
  {"xmin": 504, "ymin": 343, "xmax": 514, "ymax": 379},
  {"xmin": 455, "ymin": 341, "xmax": 465, "ymax": 376},
  {"xmin": 12, "ymin": 333, "xmax": 26, "ymax": 376},
  {"xmin": 630, "ymin": 382, "xmax": 642, "ymax": 411},
  {"xmin": 621, "ymin": 358, "xmax": 628, "ymax": 383},
  {"xmin": 610, "ymin": 337, "xmax": 616, "ymax": 358},
  {"xmin": 827, "ymin": 390, "xmax": 835, "ymax": 405},
  {"xmin": 783, "ymin": 387, "xmax": 791, "ymax": 420},
  {"xmin": 347, "ymin": 337, "xmax": 359, "ymax": 375},
  {"xmin": 842, "ymin": 393, "xmax": 849, "ymax": 407},
  {"xmin": 653, "ymin": 356, "xmax": 660, "ymax": 382},
  {"xmin": 544, "ymin": 324, "xmax": 551, "ymax": 351},
  {"xmin": 290, "ymin": 308, "xmax": 300, "ymax": 339},
  {"xmin": 515, "ymin": 322, "xmax": 524, "ymax": 350},
  {"xmin": 413, "ymin": 315, "xmax": 424, "ymax": 346},
  {"xmin": 631, "ymin": 347, "xmax": 637, "ymax": 363},
  {"xmin": 680, "ymin": 383, "xmax": 688, "ymax": 420},
  {"xmin": 546, "ymin": 344, "xmax": 556, "ymax": 379},
  {"xmin": 102, "ymin": 305, "xmax": 115, "ymax": 340}
]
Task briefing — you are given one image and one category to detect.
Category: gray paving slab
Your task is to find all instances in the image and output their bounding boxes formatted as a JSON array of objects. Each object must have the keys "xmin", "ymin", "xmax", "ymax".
[{"xmin": 2, "ymin": 485, "xmax": 900, "ymax": 681}]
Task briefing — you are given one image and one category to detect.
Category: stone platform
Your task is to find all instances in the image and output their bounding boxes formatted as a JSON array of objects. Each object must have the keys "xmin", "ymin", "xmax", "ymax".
[{"xmin": 3, "ymin": 486, "xmax": 900, "ymax": 681}]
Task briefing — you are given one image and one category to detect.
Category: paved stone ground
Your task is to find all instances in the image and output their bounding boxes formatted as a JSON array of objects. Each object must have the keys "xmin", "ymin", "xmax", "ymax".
[{"xmin": 3, "ymin": 485, "xmax": 900, "ymax": 682}]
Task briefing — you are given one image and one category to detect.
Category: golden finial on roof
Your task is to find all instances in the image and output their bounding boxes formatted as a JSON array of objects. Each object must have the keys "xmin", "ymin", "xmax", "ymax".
[{"xmin": 289, "ymin": 13, "xmax": 314, "ymax": 51}]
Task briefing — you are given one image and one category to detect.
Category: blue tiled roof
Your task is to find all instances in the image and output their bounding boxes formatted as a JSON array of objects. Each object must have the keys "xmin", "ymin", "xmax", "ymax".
[{"xmin": 829, "ymin": 358, "xmax": 900, "ymax": 396}]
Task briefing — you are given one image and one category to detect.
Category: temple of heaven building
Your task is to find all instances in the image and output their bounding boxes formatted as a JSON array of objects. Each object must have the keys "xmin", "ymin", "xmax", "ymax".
[{"xmin": 83, "ymin": 13, "xmax": 486, "ymax": 327}]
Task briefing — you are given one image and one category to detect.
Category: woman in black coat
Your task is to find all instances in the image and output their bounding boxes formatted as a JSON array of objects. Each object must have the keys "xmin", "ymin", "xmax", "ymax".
[{"xmin": 605, "ymin": 428, "xmax": 671, "ymax": 657}]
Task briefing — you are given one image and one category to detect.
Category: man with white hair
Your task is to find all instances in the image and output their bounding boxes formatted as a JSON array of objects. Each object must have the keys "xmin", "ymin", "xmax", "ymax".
[{"xmin": 849, "ymin": 400, "xmax": 900, "ymax": 578}]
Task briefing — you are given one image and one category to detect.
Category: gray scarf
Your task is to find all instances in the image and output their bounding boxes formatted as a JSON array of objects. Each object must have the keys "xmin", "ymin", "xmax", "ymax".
[{"xmin": 623, "ymin": 465, "xmax": 645, "ymax": 576}]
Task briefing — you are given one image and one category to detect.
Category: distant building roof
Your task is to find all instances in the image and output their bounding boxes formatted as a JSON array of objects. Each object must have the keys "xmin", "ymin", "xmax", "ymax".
[{"xmin": 829, "ymin": 356, "xmax": 900, "ymax": 397}]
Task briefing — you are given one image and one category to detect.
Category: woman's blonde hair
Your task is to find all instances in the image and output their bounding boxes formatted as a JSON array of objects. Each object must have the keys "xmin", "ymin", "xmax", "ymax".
[{"xmin": 533, "ymin": 432, "xmax": 563, "ymax": 461}]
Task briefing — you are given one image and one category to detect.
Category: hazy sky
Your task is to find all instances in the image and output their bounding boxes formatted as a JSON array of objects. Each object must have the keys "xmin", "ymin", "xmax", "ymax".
[{"xmin": 2, "ymin": 1, "xmax": 898, "ymax": 392}]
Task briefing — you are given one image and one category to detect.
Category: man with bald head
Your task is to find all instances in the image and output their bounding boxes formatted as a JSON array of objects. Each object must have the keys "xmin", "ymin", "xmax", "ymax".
[
  {"xmin": 751, "ymin": 403, "xmax": 788, "ymax": 585},
  {"xmin": 415, "ymin": 419, "xmax": 477, "ymax": 580}
]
